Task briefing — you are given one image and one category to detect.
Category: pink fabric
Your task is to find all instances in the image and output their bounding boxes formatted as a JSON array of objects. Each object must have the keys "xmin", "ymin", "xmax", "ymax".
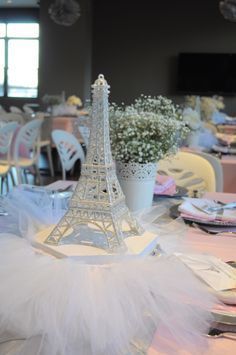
[
  {"xmin": 148, "ymin": 324, "xmax": 236, "ymax": 355},
  {"xmin": 149, "ymin": 191, "xmax": 236, "ymax": 354},
  {"xmin": 218, "ymin": 125, "xmax": 236, "ymax": 135},
  {"xmin": 10, "ymin": 126, "xmax": 29, "ymax": 158},
  {"xmin": 51, "ymin": 116, "xmax": 82, "ymax": 141},
  {"xmin": 213, "ymin": 303, "xmax": 236, "ymax": 314},
  {"xmin": 183, "ymin": 228, "xmax": 236, "ymax": 261},
  {"xmin": 216, "ymin": 133, "xmax": 236, "ymax": 146},
  {"xmin": 179, "ymin": 199, "xmax": 236, "ymax": 223},
  {"xmin": 220, "ymin": 156, "xmax": 236, "ymax": 193},
  {"xmin": 52, "ymin": 116, "xmax": 74, "ymax": 133},
  {"xmin": 183, "ymin": 192, "xmax": 236, "ymax": 261},
  {"xmin": 205, "ymin": 192, "xmax": 236, "ymax": 203},
  {"xmin": 154, "ymin": 175, "xmax": 176, "ymax": 195},
  {"xmin": 149, "ymin": 236, "xmax": 236, "ymax": 354}
]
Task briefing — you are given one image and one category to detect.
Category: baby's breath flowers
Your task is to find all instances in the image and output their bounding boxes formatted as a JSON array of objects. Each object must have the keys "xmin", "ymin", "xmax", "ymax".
[{"xmin": 109, "ymin": 95, "xmax": 188, "ymax": 164}]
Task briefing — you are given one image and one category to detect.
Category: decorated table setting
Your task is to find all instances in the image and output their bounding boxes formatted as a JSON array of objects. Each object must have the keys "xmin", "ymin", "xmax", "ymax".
[
  {"xmin": 0, "ymin": 76, "xmax": 236, "ymax": 355},
  {"xmin": 211, "ymin": 132, "xmax": 236, "ymax": 156},
  {"xmin": 180, "ymin": 96, "xmax": 236, "ymax": 194},
  {"xmin": 148, "ymin": 191, "xmax": 236, "ymax": 355},
  {"xmin": 40, "ymin": 93, "xmax": 90, "ymax": 145},
  {"xmin": 181, "ymin": 95, "xmax": 236, "ymax": 155}
]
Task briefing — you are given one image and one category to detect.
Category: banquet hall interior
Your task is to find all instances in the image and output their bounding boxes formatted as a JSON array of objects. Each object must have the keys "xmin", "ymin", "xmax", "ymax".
[
  {"xmin": 1, "ymin": 1, "xmax": 236, "ymax": 355},
  {"xmin": 1, "ymin": 0, "xmax": 236, "ymax": 192}
]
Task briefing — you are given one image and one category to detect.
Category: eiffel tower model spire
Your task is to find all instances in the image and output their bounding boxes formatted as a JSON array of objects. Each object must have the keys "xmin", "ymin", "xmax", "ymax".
[{"xmin": 45, "ymin": 74, "xmax": 142, "ymax": 252}]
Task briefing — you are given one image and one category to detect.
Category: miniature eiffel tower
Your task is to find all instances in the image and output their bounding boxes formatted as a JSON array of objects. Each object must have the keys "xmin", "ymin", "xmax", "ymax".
[{"xmin": 45, "ymin": 74, "xmax": 142, "ymax": 252}]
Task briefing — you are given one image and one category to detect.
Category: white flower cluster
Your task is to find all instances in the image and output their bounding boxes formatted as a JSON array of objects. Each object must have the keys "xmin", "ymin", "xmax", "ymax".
[
  {"xmin": 109, "ymin": 95, "xmax": 188, "ymax": 164},
  {"xmin": 182, "ymin": 107, "xmax": 202, "ymax": 131}
]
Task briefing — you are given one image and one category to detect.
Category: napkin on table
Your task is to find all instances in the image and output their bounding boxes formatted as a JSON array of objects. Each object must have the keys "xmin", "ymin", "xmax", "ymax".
[
  {"xmin": 176, "ymin": 253, "xmax": 236, "ymax": 305},
  {"xmin": 154, "ymin": 175, "xmax": 176, "ymax": 195},
  {"xmin": 216, "ymin": 132, "xmax": 236, "ymax": 146},
  {"xmin": 179, "ymin": 198, "xmax": 236, "ymax": 223}
]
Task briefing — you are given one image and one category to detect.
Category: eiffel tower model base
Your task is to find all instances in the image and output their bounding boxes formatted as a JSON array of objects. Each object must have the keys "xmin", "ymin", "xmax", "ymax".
[
  {"xmin": 33, "ymin": 224, "xmax": 158, "ymax": 260},
  {"xmin": 44, "ymin": 198, "xmax": 145, "ymax": 250}
]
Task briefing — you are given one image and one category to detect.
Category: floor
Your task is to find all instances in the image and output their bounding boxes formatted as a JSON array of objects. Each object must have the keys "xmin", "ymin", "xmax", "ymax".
[{"xmin": 1, "ymin": 148, "xmax": 81, "ymax": 195}]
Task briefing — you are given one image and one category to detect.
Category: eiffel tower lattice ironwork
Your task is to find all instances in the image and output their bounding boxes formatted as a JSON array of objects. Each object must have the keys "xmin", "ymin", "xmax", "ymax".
[{"xmin": 45, "ymin": 74, "xmax": 143, "ymax": 252}]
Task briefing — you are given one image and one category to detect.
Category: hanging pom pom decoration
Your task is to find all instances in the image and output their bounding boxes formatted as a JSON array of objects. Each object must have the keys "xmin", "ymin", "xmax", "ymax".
[
  {"xmin": 219, "ymin": 0, "xmax": 236, "ymax": 22},
  {"xmin": 49, "ymin": 0, "xmax": 81, "ymax": 26}
]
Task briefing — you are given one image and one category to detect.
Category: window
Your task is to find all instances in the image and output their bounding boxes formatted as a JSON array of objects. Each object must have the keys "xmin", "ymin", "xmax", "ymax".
[{"xmin": 0, "ymin": 22, "xmax": 39, "ymax": 98}]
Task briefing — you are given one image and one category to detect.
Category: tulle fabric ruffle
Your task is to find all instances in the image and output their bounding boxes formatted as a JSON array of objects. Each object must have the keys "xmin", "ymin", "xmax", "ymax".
[
  {"xmin": 0, "ymin": 234, "xmax": 216, "ymax": 355},
  {"xmin": 0, "ymin": 187, "xmax": 218, "ymax": 354}
]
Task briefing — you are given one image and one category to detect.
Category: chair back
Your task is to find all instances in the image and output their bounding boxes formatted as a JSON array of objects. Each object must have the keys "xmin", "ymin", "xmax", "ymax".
[
  {"xmin": 0, "ymin": 113, "xmax": 24, "ymax": 125},
  {"xmin": 23, "ymin": 104, "xmax": 34, "ymax": 115},
  {"xmin": 10, "ymin": 106, "xmax": 23, "ymax": 114},
  {"xmin": 191, "ymin": 151, "xmax": 223, "ymax": 192},
  {"xmin": 0, "ymin": 122, "xmax": 19, "ymax": 161},
  {"xmin": 78, "ymin": 126, "xmax": 90, "ymax": 147},
  {"xmin": 13, "ymin": 118, "xmax": 43, "ymax": 162},
  {"xmin": 52, "ymin": 130, "xmax": 85, "ymax": 178},
  {"xmin": 0, "ymin": 105, "xmax": 6, "ymax": 114},
  {"xmin": 158, "ymin": 151, "xmax": 216, "ymax": 195}
]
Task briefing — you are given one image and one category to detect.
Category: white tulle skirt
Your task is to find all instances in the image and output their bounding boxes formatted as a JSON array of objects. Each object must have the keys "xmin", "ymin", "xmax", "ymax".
[{"xmin": 0, "ymin": 187, "xmax": 218, "ymax": 355}]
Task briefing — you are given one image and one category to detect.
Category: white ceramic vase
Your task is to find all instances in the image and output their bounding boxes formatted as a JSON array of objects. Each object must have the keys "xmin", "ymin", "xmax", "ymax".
[{"xmin": 116, "ymin": 161, "xmax": 157, "ymax": 212}]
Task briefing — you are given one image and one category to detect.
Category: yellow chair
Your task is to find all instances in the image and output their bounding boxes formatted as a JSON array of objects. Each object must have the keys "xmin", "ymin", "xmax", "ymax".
[
  {"xmin": 158, "ymin": 151, "xmax": 216, "ymax": 196},
  {"xmin": 190, "ymin": 151, "xmax": 223, "ymax": 192}
]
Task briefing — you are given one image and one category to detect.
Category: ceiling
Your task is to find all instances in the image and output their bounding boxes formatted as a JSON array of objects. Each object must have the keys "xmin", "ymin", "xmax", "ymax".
[{"xmin": 0, "ymin": 0, "xmax": 39, "ymax": 7}]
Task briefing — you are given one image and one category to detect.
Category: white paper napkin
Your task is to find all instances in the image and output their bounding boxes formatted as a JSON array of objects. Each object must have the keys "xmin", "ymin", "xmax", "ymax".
[{"xmin": 176, "ymin": 253, "xmax": 236, "ymax": 292}]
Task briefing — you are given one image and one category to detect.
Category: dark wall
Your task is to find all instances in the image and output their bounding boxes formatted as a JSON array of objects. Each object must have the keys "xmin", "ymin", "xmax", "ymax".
[
  {"xmin": 3, "ymin": 0, "xmax": 236, "ymax": 113},
  {"xmin": 39, "ymin": 0, "xmax": 92, "ymax": 105},
  {"xmin": 92, "ymin": 0, "xmax": 236, "ymax": 113}
]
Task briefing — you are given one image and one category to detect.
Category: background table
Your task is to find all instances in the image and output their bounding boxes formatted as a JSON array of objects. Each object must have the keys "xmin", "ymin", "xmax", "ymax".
[{"xmin": 41, "ymin": 112, "xmax": 90, "ymax": 144}]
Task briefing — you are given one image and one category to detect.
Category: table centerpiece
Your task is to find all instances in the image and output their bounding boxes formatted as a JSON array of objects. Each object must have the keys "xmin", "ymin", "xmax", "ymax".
[
  {"xmin": 110, "ymin": 95, "xmax": 188, "ymax": 211},
  {"xmin": 0, "ymin": 78, "xmax": 219, "ymax": 355}
]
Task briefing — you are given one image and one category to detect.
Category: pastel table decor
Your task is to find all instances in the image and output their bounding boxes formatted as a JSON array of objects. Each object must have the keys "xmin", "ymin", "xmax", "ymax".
[
  {"xmin": 110, "ymin": 95, "xmax": 188, "ymax": 211},
  {"xmin": 0, "ymin": 77, "xmax": 222, "ymax": 355},
  {"xmin": 154, "ymin": 175, "xmax": 176, "ymax": 195}
]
